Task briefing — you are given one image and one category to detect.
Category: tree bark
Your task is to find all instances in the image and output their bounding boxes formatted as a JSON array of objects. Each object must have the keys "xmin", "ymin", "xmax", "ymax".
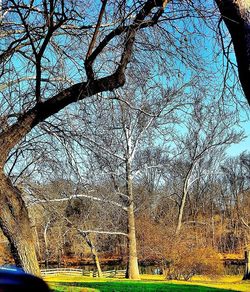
[
  {"xmin": 30, "ymin": 218, "xmax": 41, "ymax": 261},
  {"xmin": 215, "ymin": 0, "xmax": 250, "ymax": 105},
  {"xmin": 126, "ymin": 201, "xmax": 140, "ymax": 280},
  {"xmin": 125, "ymin": 156, "xmax": 140, "ymax": 280},
  {"xmin": 0, "ymin": 172, "xmax": 40, "ymax": 276}
]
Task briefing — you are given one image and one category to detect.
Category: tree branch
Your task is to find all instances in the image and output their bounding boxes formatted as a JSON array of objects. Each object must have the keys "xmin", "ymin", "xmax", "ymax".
[
  {"xmin": 78, "ymin": 229, "xmax": 128, "ymax": 237},
  {"xmin": 0, "ymin": 0, "xmax": 169, "ymax": 164},
  {"xmin": 215, "ymin": 0, "xmax": 250, "ymax": 105},
  {"xmin": 85, "ymin": 0, "xmax": 107, "ymax": 79},
  {"xmin": 29, "ymin": 193, "xmax": 127, "ymax": 211}
]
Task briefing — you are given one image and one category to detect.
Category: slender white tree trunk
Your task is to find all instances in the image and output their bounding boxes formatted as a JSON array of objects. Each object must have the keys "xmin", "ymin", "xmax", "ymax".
[
  {"xmin": 176, "ymin": 185, "xmax": 188, "ymax": 234},
  {"xmin": 125, "ymin": 135, "xmax": 140, "ymax": 280}
]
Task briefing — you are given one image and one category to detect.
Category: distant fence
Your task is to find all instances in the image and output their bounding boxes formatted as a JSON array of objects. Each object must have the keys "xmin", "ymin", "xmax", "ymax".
[
  {"xmin": 41, "ymin": 268, "xmax": 82, "ymax": 276},
  {"xmin": 41, "ymin": 268, "xmax": 126, "ymax": 278},
  {"xmin": 98, "ymin": 269, "xmax": 126, "ymax": 278}
]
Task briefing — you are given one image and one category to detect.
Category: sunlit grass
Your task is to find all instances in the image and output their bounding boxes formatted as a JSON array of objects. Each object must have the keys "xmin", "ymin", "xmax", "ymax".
[
  {"xmin": 49, "ymin": 285, "xmax": 98, "ymax": 292},
  {"xmin": 45, "ymin": 274, "xmax": 250, "ymax": 291},
  {"xmin": 141, "ymin": 274, "xmax": 250, "ymax": 291},
  {"xmin": 45, "ymin": 275, "xmax": 107, "ymax": 283}
]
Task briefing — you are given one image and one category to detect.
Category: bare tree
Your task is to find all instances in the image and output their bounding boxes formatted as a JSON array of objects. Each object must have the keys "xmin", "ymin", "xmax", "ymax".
[
  {"xmin": 164, "ymin": 99, "xmax": 244, "ymax": 234},
  {"xmin": 0, "ymin": 0, "xmax": 170, "ymax": 275},
  {"xmin": 58, "ymin": 80, "xmax": 185, "ymax": 279}
]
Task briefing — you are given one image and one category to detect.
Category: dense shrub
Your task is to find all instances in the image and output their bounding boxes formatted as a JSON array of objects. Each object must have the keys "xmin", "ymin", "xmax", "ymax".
[
  {"xmin": 136, "ymin": 216, "xmax": 223, "ymax": 280},
  {"xmin": 164, "ymin": 245, "xmax": 223, "ymax": 280}
]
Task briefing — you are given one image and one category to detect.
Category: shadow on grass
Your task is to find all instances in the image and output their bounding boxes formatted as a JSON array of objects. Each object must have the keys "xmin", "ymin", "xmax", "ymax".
[{"xmin": 51, "ymin": 281, "xmax": 237, "ymax": 292}]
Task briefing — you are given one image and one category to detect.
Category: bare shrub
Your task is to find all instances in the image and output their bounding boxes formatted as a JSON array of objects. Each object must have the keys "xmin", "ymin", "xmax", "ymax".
[
  {"xmin": 164, "ymin": 245, "xmax": 223, "ymax": 280},
  {"xmin": 137, "ymin": 216, "xmax": 223, "ymax": 280}
]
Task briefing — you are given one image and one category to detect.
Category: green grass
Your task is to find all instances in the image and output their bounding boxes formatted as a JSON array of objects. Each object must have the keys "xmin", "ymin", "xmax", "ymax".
[
  {"xmin": 50, "ymin": 285, "xmax": 94, "ymax": 291},
  {"xmin": 45, "ymin": 275, "xmax": 250, "ymax": 292},
  {"xmin": 50, "ymin": 281, "xmax": 234, "ymax": 292}
]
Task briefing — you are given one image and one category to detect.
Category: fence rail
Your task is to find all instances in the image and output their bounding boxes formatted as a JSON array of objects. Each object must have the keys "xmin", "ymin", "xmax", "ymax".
[
  {"xmin": 41, "ymin": 268, "xmax": 82, "ymax": 275},
  {"xmin": 41, "ymin": 268, "xmax": 126, "ymax": 278}
]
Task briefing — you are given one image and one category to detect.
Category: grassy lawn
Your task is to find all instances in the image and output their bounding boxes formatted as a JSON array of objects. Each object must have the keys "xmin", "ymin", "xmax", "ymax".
[
  {"xmin": 49, "ymin": 281, "xmax": 233, "ymax": 291},
  {"xmin": 45, "ymin": 275, "xmax": 250, "ymax": 292}
]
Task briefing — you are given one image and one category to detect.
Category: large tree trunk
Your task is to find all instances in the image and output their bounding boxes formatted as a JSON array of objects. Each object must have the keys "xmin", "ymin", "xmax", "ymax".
[
  {"xmin": 0, "ymin": 172, "xmax": 40, "ymax": 276},
  {"xmin": 215, "ymin": 0, "xmax": 250, "ymax": 105},
  {"xmin": 126, "ymin": 201, "xmax": 140, "ymax": 280},
  {"xmin": 30, "ymin": 217, "xmax": 41, "ymax": 261},
  {"xmin": 125, "ymin": 155, "xmax": 140, "ymax": 280}
]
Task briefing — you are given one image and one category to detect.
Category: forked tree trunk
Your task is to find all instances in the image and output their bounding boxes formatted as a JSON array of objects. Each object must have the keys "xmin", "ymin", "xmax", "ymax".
[
  {"xmin": 125, "ymin": 156, "xmax": 140, "ymax": 280},
  {"xmin": 78, "ymin": 231, "xmax": 103, "ymax": 277},
  {"xmin": 243, "ymin": 250, "xmax": 250, "ymax": 280},
  {"xmin": 91, "ymin": 246, "xmax": 103, "ymax": 278},
  {"xmin": 0, "ymin": 172, "xmax": 40, "ymax": 276}
]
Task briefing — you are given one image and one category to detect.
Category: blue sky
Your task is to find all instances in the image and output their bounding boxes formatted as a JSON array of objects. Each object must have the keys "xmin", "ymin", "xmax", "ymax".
[{"xmin": 1, "ymin": 1, "xmax": 249, "ymax": 160}]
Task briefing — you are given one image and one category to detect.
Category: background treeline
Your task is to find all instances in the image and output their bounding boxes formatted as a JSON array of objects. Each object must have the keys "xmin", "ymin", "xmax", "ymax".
[
  {"xmin": 1, "ymin": 0, "xmax": 250, "ymax": 279},
  {"xmin": 1, "ymin": 94, "xmax": 249, "ymax": 280}
]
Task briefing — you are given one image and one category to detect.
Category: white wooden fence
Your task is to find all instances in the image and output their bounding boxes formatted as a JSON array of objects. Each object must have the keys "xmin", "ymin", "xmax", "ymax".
[
  {"xmin": 99, "ymin": 269, "xmax": 126, "ymax": 278},
  {"xmin": 41, "ymin": 268, "xmax": 82, "ymax": 275},
  {"xmin": 41, "ymin": 268, "xmax": 126, "ymax": 278}
]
